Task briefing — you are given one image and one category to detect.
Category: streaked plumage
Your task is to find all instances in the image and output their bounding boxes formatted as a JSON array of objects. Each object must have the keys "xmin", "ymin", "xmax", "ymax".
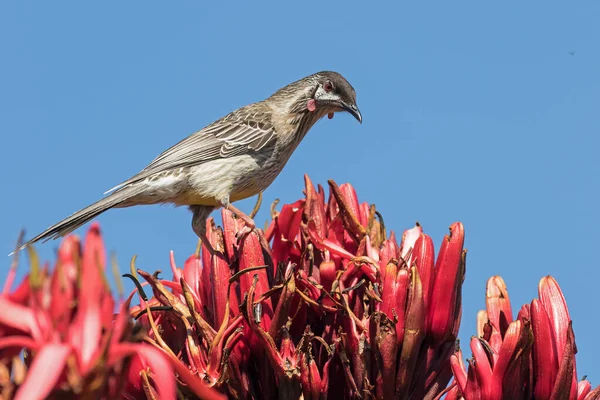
[{"xmin": 18, "ymin": 71, "xmax": 361, "ymax": 252}]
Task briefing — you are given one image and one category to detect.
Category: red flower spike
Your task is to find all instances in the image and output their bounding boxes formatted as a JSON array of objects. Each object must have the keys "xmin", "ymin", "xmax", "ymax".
[
  {"xmin": 539, "ymin": 276, "xmax": 578, "ymax": 397},
  {"xmin": 244, "ymin": 275, "xmax": 302, "ymax": 398},
  {"xmin": 394, "ymin": 268, "xmax": 410, "ymax": 344},
  {"xmin": 82, "ymin": 222, "xmax": 106, "ymax": 275},
  {"xmin": 238, "ymin": 232, "xmax": 273, "ymax": 334},
  {"xmin": 209, "ymin": 231, "xmax": 235, "ymax": 329},
  {"xmin": 577, "ymin": 380, "xmax": 591, "ymax": 400},
  {"xmin": 220, "ymin": 210, "xmax": 244, "ymax": 263},
  {"xmin": 0, "ymin": 225, "xmax": 185, "ymax": 400},
  {"xmin": 70, "ymin": 223, "xmax": 109, "ymax": 374},
  {"xmin": 270, "ymin": 200, "xmax": 305, "ymax": 265},
  {"xmin": 428, "ymin": 222, "xmax": 465, "ymax": 343},
  {"xmin": 268, "ymin": 262, "xmax": 296, "ymax": 339},
  {"xmin": 531, "ymin": 298, "xmax": 558, "ymax": 399},
  {"xmin": 369, "ymin": 312, "xmax": 397, "ymax": 400},
  {"xmin": 445, "ymin": 383, "xmax": 462, "ymax": 400},
  {"xmin": 359, "ymin": 202, "xmax": 371, "ymax": 229},
  {"xmin": 539, "ymin": 276, "xmax": 571, "ymax": 363},
  {"xmin": 486, "ymin": 276, "xmax": 513, "ymax": 338},
  {"xmin": 201, "ymin": 218, "xmax": 224, "ymax": 317},
  {"xmin": 9, "ymin": 180, "xmax": 548, "ymax": 399},
  {"xmin": 183, "ymin": 255, "xmax": 205, "ymax": 316},
  {"xmin": 379, "ymin": 238, "xmax": 399, "ymax": 281},
  {"xmin": 550, "ymin": 321, "xmax": 576, "ymax": 400},
  {"xmin": 395, "ymin": 267, "xmax": 425, "ymax": 398},
  {"xmin": 380, "ymin": 262, "xmax": 398, "ymax": 320},
  {"xmin": 450, "ymin": 349, "xmax": 467, "ymax": 395},
  {"xmin": 412, "ymin": 233, "xmax": 435, "ymax": 312},
  {"xmin": 452, "ymin": 275, "xmax": 599, "ymax": 400},
  {"xmin": 470, "ymin": 337, "xmax": 494, "ymax": 398},
  {"xmin": 304, "ymin": 174, "xmax": 327, "ymax": 239},
  {"xmin": 464, "ymin": 358, "xmax": 483, "ymax": 400},
  {"xmin": 327, "ymin": 180, "xmax": 366, "ymax": 243},
  {"xmin": 299, "ymin": 350, "xmax": 322, "ymax": 400},
  {"xmin": 339, "ymin": 183, "xmax": 362, "ymax": 225},
  {"xmin": 492, "ymin": 319, "xmax": 522, "ymax": 390}
]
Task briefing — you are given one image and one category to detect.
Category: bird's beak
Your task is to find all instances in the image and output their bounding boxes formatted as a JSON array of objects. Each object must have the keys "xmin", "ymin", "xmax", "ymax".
[{"xmin": 342, "ymin": 102, "xmax": 362, "ymax": 124}]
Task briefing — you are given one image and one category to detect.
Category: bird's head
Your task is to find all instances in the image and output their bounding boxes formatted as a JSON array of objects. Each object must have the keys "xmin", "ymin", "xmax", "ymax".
[
  {"xmin": 273, "ymin": 71, "xmax": 362, "ymax": 124},
  {"xmin": 308, "ymin": 71, "xmax": 362, "ymax": 123}
]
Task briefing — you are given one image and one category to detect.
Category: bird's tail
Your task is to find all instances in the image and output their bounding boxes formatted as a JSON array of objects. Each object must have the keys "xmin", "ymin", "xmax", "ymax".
[{"xmin": 12, "ymin": 185, "xmax": 144, "ymax": 255}]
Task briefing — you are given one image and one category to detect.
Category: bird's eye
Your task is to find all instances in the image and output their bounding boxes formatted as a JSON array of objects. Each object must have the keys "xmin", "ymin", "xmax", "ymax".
[{"xmin": 323, "ymin": 81, "xmax": 333, "ymax": 92}]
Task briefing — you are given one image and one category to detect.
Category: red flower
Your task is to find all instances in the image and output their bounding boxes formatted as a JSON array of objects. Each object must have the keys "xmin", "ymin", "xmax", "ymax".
[
  {"xmin": 0, "ymin": 224, "xmax": 221, "ymax": 400},
  {"xmin": 125, "ymin": 175, "xmax": 466, "ymax": 399},
  {"xmin": 450, "ymin": 275, "xmax": 598, "ymax": 400}
]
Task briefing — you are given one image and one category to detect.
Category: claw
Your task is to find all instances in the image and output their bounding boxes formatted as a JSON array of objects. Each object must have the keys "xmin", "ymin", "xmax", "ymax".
[{"xmin": 235, "ymin": 226, "xmax": 254, "ymax": 245}]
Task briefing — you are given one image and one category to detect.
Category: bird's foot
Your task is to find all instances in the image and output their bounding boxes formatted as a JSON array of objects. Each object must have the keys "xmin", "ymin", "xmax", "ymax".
[
  {"xmin": 235, "ymin": 225, "xmax": 254, "ymax": 245},
  {"xmin": 225, "ymin": 203, "xmax": 256, "ymax": 229},
  {"xmin": 220, "ymin": 202, "xmax": 256, "ymax": 241}
]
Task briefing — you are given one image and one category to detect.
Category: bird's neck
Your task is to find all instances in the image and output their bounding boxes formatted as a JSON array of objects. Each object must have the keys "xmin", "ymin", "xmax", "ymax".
[{"xmin": 270, "ymin": 88, "xmax": 332, "ymax": 149}]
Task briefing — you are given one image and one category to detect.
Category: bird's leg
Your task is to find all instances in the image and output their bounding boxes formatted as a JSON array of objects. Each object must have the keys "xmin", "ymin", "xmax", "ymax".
[{"xmin": 190, "ymin": 205, "xmax": 217, "ymax": 256}]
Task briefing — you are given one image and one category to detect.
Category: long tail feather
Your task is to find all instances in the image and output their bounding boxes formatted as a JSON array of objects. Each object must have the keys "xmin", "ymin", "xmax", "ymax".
[{"xmin": 11, "ymin": 185, "xmax": 144, "ymax": 255}]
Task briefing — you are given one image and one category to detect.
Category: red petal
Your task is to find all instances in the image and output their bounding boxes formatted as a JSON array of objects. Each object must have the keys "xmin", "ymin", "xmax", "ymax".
[
  {"xmin": 577, "ymin": 380, "xmax": 591, "ymax": 400},
  {"xmin": 399, "ymin": 224, "xmax": 422, "ymax": 262},
  {"xmin": 550, "ymin": 322, "xmax": 576, "ymax": 400},
  {"xmin": 531, "ymin": 298, "xmax": 558, "ymax": 399},
  {"xmin": 395, "ymin": 267, "xmax": 425, "ymax": 395},
  {"xmin": 394, "ymin": 268, "xmax": 410, "ymax": 344},
  {"xmin": 428, "ymin": 222, "xmax": 465, "ymax": 342},
  {"xmin": 380, "ymin": 262, "xmax": 398, "ymax": 319},
  {"xmin": 15, "ymin": 344, "xmax": 70, "ymax": 400},
  {"xmin": 486, "ymin": 276, "xmax": 513, "ymax": 337},
  {"xmin": 378, "ymin": 239, "xmax": 399, "ymax": 282},
  {"xmin": 539, "ymin": 276, "xmax": 570, "ymax": 361},
  {"xmin": 0, "ymin": 297, "xmax": 41, "ymax": 339},
  {"xmin": 183, "ymin": 255, "xmax": 203, "ymax": 305},
  {"xmin": 238, "ymin": 232, "xmax": 273, "ymax": 333},
  {"xmin": 450, "ymin": 353, "xmax": 467, "ymax": 394},
  {"xmin": 470, "ymin": 337, "xmax": 494, "ymax": 397},
  {"xmin": 412, "ymin": 233, "xmax": 435, "ymax": 312},
  {"xmin": 304, "ymin": 174, "xmax": 327, "ymax": 239},
  {"xmin": 110, "ymin": 343, "xmax": 177, "ymax": 400}
]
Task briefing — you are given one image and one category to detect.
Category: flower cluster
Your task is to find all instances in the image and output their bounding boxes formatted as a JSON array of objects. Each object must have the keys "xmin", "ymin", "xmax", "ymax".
[
  {"xmin": 1, "ymin": 175, "xmax": 597, "ymax": 399},
  {"xmin": 447, "ymin": 276, "xmax": 599, "ymax": 400},
  {"xmin": 0, "ymin": 224, "xmax": 221, "ymax": 400},
  {"xmin": 124, "ymin": 176, "xmax": 466, "ymax": 399}
]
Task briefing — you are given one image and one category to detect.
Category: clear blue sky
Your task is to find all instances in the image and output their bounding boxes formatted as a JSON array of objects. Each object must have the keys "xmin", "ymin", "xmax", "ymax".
[{"xmin": 2, "ymin": 2, "xmax": 599, "ymax": 384}]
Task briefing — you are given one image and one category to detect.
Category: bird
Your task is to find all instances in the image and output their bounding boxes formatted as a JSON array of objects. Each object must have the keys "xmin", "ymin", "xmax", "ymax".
[{"xmin": 16, "ymin": 71, "xmax": 362, "ymax": 254}]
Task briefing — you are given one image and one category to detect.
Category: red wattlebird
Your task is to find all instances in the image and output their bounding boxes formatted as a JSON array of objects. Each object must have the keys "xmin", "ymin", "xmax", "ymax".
[{"xmin": 17, "ymin": 71, "xmax": 361, "ymax": 253}]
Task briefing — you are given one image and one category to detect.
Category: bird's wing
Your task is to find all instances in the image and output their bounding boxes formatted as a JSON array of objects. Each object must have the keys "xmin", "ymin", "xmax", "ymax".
[{"xmin": 105, "ymin": 104, "xmax": 277, "ymax": 193}]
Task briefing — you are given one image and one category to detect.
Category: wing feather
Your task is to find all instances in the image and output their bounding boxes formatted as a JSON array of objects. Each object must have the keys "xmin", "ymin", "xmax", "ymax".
[{"xmin": 105, "ymin": 103, "xmax": 277, "ymax": 193}]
